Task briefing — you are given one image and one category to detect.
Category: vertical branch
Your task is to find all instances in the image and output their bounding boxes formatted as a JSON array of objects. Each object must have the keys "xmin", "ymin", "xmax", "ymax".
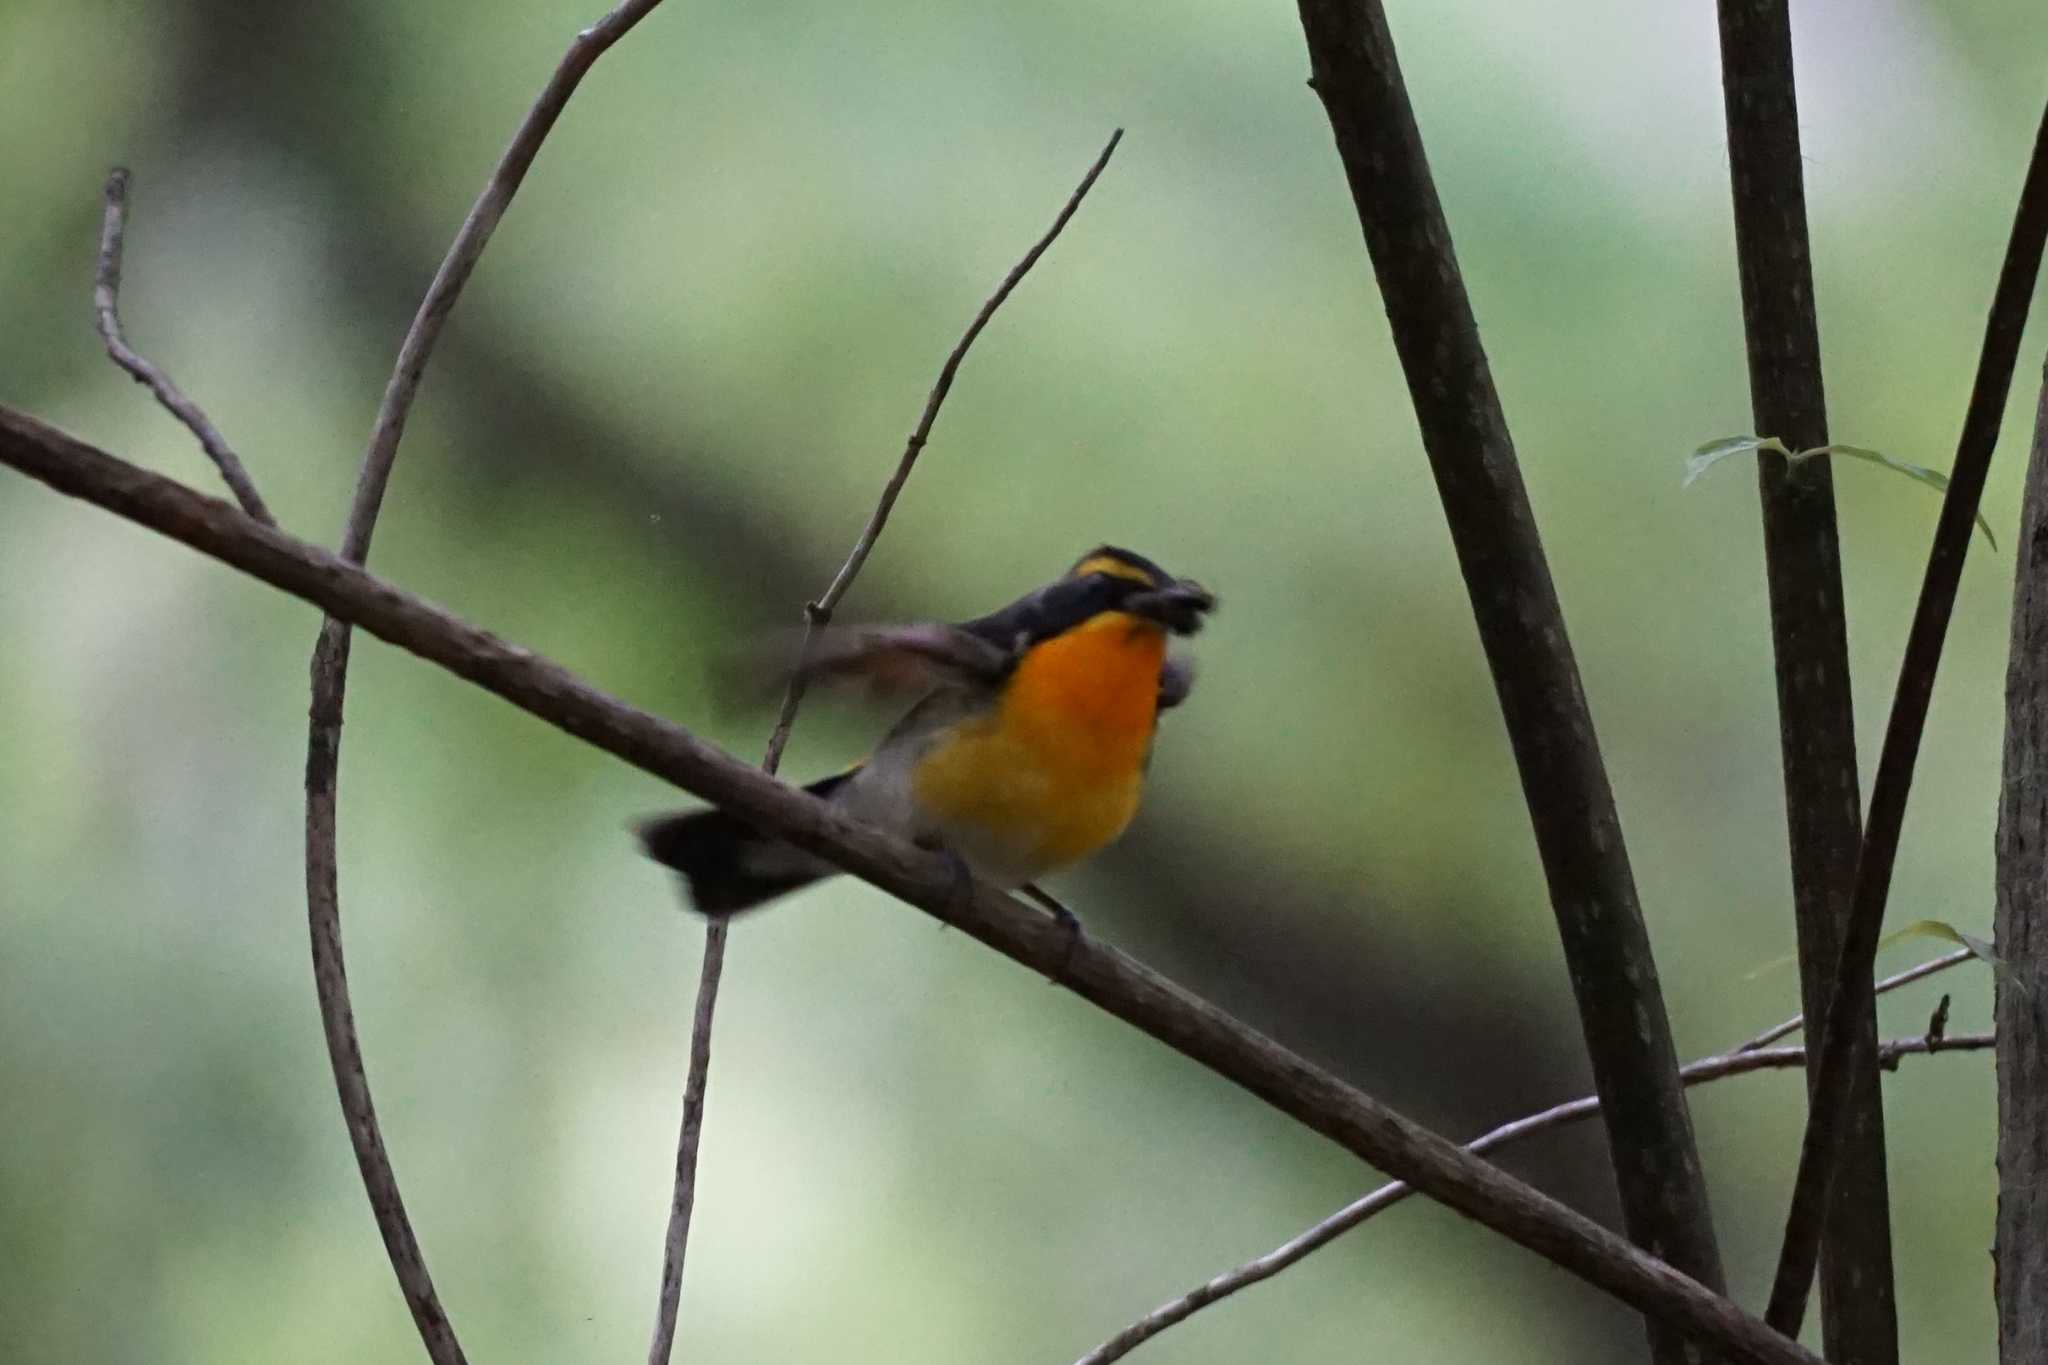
[
  {"xmin": 1712, "ymin": 4, "xmax": 1895, "ymax": 1358},
  {"xmin": 644, "ymin": 918, "xmax": 726, "ymax": 1365},
  {"xmin": 303, "ymin": 4, "xmax": 669, "ymax": 1361},
  {"xmin": 642, "ymin": 129, "xmax": 1122, "ymax": 1364},
  {"xmin": 1765, "ymin": 96, "xmax": 2048, "ymax": 1336},
  {"xmin": 1993, "ymin": 352, "xmax": 2048, "ymax": 1365},
  {"xmin": 1290, "ymin": 5, "xmax": 1726, "ymax": 1359}
]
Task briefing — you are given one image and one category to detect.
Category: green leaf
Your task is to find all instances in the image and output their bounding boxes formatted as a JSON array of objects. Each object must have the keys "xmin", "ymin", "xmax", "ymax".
[
  {"xmin": 1882, "ymin": 918, "xmax": 2021, "ymax": 994},
  {"xmin": 1742, "ymin": 918, "xmax": 2013, "ymax": 991},
  {"xmin": 1805, "ymin": 445, "xmax": 1999, "ymax": 550},
  {"xmin": 1683, "ymin": 435, "xmax": 1792, "ymax": 489}
]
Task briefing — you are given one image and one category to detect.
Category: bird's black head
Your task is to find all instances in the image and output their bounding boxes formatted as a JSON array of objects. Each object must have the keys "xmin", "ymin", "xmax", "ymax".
[{"xmin": 1066, "ymin": 545, "xmax": 1216, "ymax": 636}]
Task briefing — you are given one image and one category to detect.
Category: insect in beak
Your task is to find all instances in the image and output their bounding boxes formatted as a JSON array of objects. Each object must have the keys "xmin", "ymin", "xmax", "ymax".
[{"xmin": 1126, "ymin": 578, "xmax": 1217, "ymax": 635}]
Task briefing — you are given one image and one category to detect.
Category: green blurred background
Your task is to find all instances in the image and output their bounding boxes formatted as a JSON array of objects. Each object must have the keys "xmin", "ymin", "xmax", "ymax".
[{"xmin": 3, "ymin": 1, "xmax": 2043, "ymax": 1360}]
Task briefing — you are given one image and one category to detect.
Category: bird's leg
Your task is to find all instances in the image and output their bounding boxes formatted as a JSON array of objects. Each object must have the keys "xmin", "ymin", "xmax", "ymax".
[
  {"xmin": 915, "ymin": 836, "xmax": 977, "ymax": 926},
  {"xmin": 1019, "ymin": 881, "xmax": 1085, "ymax": 981},
  {"xmin": 1019, "ymin": 882, "xmax": 1081, "ymax": 934}
]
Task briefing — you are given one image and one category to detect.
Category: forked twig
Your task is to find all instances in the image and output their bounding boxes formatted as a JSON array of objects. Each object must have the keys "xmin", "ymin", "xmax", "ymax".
[
  {"xmin": 93, "ymin": 168, "xmax": 273, "ymax": 525},
  {"xmin": 302, "ymin": 4, "xmax": 670, "ymax": 1361},
  {"xmin": 1079, "ymin": 949, "xmax": 1984, "ymax": 1363},
  {"xmin": 647, "ymin": 128, "xmax": 1124, "ymax": 1365}
]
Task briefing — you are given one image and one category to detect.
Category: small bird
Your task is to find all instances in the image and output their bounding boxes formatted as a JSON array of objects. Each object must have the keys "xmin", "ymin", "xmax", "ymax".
[{"xmin": 639, "ymin": 545, "xmax": 1215, "ymax": 917}]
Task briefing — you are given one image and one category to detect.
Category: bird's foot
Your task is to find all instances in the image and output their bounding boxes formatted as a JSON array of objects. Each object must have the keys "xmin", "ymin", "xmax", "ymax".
[{"xmin": 1019, "ymin": 882, "xmax": 1084, "ymax": 981}]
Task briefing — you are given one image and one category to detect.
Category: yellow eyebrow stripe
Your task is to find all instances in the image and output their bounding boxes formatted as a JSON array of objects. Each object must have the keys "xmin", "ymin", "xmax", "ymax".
[{"xmin": 1071, "ymin": 554, "xmax": 1158, "ymax": 586}]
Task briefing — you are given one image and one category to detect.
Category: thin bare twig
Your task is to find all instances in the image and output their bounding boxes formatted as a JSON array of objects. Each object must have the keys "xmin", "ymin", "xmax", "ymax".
[
  {"xmin": 646, "ymin": 917, "xmax": 725, "ymax": 1365},
  {"xmin": 758, "ymin": 126, "xmax": 1124, "ymax": 768},
  {"xmin": 1292, "ymin": 5, "xmax": 1724, "ymax": 1356},
  {"xmin": 1737, "ymin": 947, "xmax": 1976, "ymax": 1053},
  {"xmin": 93, "ymin": 168, "xmax": 273, "ymax": 525},
  {"xmin": 2, "ymin": 406, "xmax": 1823, "ymax": 1365},
  {"xmin": 303, "ymin": 5, "xmax": 669, "ymax": 1361},
  {"xmin": 1079, "ymin": 945, "xmax": 1981, "ymax": 1365},
  {"xmin": 1078, "ymin": 1030, "xmax": 1992, "ymax": 1365},
  {"xmin": 647, "ymin": 130, "xmax": 1124, "ymax": 1363},
  {"xmin": 1765, "ymin": 95, "xmax": 2048, "ymax": 1337}
]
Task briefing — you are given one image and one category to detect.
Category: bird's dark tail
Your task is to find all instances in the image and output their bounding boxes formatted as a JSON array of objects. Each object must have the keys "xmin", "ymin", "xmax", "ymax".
[{"xmin": 637, "ymin": 771, "xmax": 852, "ymax": 916}]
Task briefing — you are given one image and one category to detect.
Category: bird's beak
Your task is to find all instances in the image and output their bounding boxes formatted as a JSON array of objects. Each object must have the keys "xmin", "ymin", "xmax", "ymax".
[{"xmin": 1127, "ymin": 578, "xmax": 1217, "ymax": 635}]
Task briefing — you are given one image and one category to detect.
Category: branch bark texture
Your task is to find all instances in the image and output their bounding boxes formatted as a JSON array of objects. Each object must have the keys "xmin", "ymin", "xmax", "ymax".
[
  {"xmin": 1996, "ymin": 352, "xmax": 2048, "ymax": 1364},
  {"xmin": 1, "ymin": 405, "xmax": 1820, "ymax": 1365},
  {"xmin": 1292, "ymin": 5, "xmax": 1724, "ymax": 1357},
  {"xmin": 1765, "ymin": 97, "xmax": 2048, "ymax": 1337},
  {"xmin": 1713, "ymin": 5, "xmax": 1894, "ymax": 1357}
]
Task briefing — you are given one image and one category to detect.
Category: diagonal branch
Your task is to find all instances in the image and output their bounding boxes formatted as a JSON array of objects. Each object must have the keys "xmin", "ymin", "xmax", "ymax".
[
  {"xmin": 1712, "ymin": 5, "xmax": 1893, "ymax": 1354},
  {"xmin": 1737, "ymin": 946, "xmax": 1975, "ymax": 1053},
  {"xmin": 1, "ymin": 406, "xmax": 1820, "ymax": 1365},
  {"xmin": 644, "ymin": 128, "xmax": 1122, "ymax": 1365},
  {"xmin": 1765, "ymin": 93, "xmax": 2048, "ymax": 1336},
  {"xmin": 1291, "ymin": 5, "xmax": 1724, "ymax": 1356},
  {"xmin": 303, "ymin": 4, "xmax": 670, "ymax": 1362},
  {"xmin": 757, "ymin": 127, "xmax": 1124, "ymax": 767},
  {"xmin": 1075, "ymin": 1031, "xmax": 1991, "ymax": 1365},
  {"xmin": 93, "ymin": 168, "xmax": 273, "ymax": 525}
]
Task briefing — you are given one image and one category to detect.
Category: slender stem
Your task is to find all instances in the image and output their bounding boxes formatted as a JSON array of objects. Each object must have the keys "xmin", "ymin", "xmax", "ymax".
[
  {"xmin": 1737, "ymin": 947, "xmax": 1975, "ymax": 1053},
  {"xmin": 1, "ymin": 406, "xmax": 1823, "ymax": 1365},
  {"xmin": 301, "ymin": 5, "xmax": 670, "ymax": 1361},
  {"xmin": 646, "ymin": 918, "xmax": 726, "ymax": 1365},
  {"xmin": 1076, "ymin": 1033, "xmax": 1991, "ymax": 1365},
  {"xmin": 648, "ymin": 130, "xmax": 1124, "ymax": 1359},
  {"xmin": 758, "ymin": 127, "xmax": 1123, "ymax": 771},
  {"xmin": 1292, "ymin": 5, "xmax": 1724, "ymax": 1354},
  {"xmin": 1713, "ymin": 3, "xmax": 1892, "ymax": 1354},
  {"xmin": 93, "ymin": 168, "xmax": 273, "ymax": 525},
  {"xmin": 1765, "ymin": 94, "xmax": 2048, "ymax": 1337}
]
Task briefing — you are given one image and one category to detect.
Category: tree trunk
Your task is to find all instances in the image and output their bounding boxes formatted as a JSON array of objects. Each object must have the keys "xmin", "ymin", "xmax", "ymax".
[{"xmin": 1997, "ymin": 355, "xmax": 2048, "ymax": 1365}]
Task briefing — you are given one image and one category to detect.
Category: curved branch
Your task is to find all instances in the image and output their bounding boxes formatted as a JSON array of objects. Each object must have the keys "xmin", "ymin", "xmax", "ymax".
[
  {"xmin": 2, "ymin": 408, "xmax": 1821, "ymax": 1365},
  {"xmin": 303, "ymin": 4, "xmax": 671, "ymax": 1360}
]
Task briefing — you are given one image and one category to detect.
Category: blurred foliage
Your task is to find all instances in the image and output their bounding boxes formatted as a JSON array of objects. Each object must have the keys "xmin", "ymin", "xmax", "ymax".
[{"xmin": 3, "ymin": 0, "xmax": 2044, "ymax": 1360}]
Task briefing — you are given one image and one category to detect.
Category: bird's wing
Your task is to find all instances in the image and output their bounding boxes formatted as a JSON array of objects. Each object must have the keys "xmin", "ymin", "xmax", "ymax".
[{"xmin": 770, "ymin": 623, "xmax": 1015, "ymax": 700}]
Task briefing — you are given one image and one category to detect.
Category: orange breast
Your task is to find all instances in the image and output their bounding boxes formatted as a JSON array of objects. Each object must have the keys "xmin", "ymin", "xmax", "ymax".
[{"xmin": 909, "ymin": 612, "xmax": 1166, "ymax": 880}]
